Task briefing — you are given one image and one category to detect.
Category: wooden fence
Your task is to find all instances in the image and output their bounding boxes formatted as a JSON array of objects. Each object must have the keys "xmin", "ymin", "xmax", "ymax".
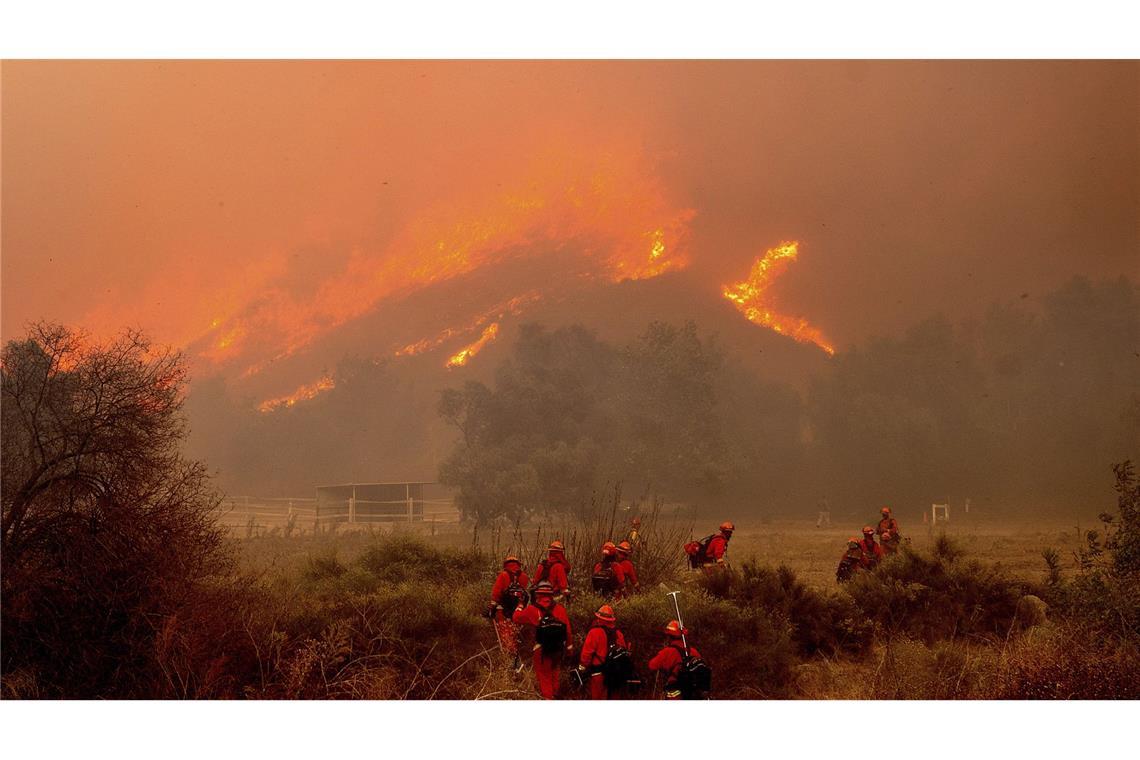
[{"xmin": 215, "ymin": 495, "xmax": 460, "ymax": 533}]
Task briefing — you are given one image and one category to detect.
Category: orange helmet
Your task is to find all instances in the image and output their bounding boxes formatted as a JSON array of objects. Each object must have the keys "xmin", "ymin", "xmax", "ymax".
[
  {"xmin": 664, "ymin": 620, "xmax": 688, "ymax": 638},
  {"xmin": 862, "ymin": 526, "xmax": 874, "ymax": 536},
  {"xmin": 503, "ymin": 555, "xmax": 521, "ymax": 568},
  {"xmin": 595, "ymin": 604, "xmax": 616, "ymax": 622},
  {"xmin": 533, "ymin": 581, "xmax": 555, "ymax": 596},
  {"xmin": 548, "ymin": 540, "xmax": 565, "ymax": 553},
  {"xmin": 616, "ymin": 540, "xmax": 632, "ymax": 555},
  {"xmin": 602, "ymin": 541, "xmax": 617, "ymax": 557},
  {"xmin": 720, "ymin": 521, "xmax": 735, "ymax": 532},
  {"xmin": 881, "ymin": 506, "xmax": 891, "ymax": 516},
  {"xmin": 847, "ymin": 538, "xmax": 860, "ymax": 549}
]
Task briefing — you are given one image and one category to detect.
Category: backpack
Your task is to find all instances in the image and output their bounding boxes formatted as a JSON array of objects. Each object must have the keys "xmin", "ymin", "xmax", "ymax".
[
  {"xmin": 599, "ymin": 626, "xmax": 635, "ymax": 691},
  {"xmin": 672, "ymin": 644, "xmax": 712, "ymax": 698},
  {"xmin": 592, "ymin": 561, "xmax": 619, "ymax": 596},
  {"xmin": 534, "ymin": 606, "xmax": 568, "ymax": 655},
  {"xmin": 500, "ymin": 572, "xmax": 527, "ymax": 616},
  {"xmin": 684, "ymin": 535, "xmax": 716, "ymax": 569}
]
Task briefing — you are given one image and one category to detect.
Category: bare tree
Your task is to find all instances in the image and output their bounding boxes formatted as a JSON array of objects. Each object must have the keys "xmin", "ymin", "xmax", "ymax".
[{"xmin": 1, "ymin": 323, "xmax": 229, "ymax": 697}]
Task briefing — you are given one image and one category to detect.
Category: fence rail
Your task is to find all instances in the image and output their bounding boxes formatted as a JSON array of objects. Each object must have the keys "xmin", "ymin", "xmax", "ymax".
[{"xmin": 215, "ymin": 495, "xmax": 460, "ymax": 533}]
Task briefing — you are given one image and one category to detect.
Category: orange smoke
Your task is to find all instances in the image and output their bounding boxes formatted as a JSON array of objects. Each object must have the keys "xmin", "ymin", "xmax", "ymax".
[
  {"xmin": 723, "ymin": 241, "xmax": 835, "ymax": 355},
  {"xmin": 193, "ymin": 146, "xmax": 694, "ymax": 377},
  {"xmin": 257, "ymin": 374, "xmax": 336, "ymax": 413},
  {"xmin": 446, "ymin": 323, "xmax": 500, "ymax": 369}
]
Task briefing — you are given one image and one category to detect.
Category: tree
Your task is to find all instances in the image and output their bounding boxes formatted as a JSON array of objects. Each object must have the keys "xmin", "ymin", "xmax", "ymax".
[{"xmin": 1, "ymin": 323, "xmax": 229, "ymax": 697}]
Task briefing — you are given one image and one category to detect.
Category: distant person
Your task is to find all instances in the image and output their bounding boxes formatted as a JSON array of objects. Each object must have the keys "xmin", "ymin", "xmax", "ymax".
[
  {"xmin": 859, "ymin": 526, "xmax": 884, "ymax": 569},
  {"xmin": 877, "ymin": 506, "xmax": 900, "ymax": 539},
  {"xmin": 615, "ymin": 540, "xmax": 640, "ymax": 594},
  {"xmin": 648, "ymin": 620, "xmax": 711, "ymax": 700},
  {"xmin": 489, "ymin": 555, "xmax": 529, "ymax": 666},
  {"xmin": 880, "ymin": 528, "xmax": 901, "ymax": 555},
  {"xmin": 592, "ymin": 542, "xmax": 627, "ymax": 599},
  {"xmin": 532, "ymin": 540, "xmax": 571, "ymax": 598},
  {"xmin": 685, "ymin": 522, "xmax": 734, "ymax": 570},
  {"xmin": 579, "ymin": 604, "xmax": 632, "ymax": 700},
  {"xmin": 512, "ymin": 581, "xmax": 573, "ymax": 699},
  {"xmin": 626, "ymin": 516, "xmax": 642, "ymax": 547},
  {"xmin": 836, "ymin": 538, "xmax": 864, "ymax": 582}
]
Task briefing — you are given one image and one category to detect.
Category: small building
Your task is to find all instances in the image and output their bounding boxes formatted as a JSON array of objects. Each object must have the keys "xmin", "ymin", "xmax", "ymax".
[{"xmin": 314, "ymin": 481, "xmax": 432, "ymax": 523}]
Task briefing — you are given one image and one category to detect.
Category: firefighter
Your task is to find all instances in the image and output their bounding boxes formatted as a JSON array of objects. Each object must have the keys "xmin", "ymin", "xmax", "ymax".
[
  {"xmin": 836, "ymin": 538, "xmax": 864, "ymax": 582},
  {"xmin": 579, "ymin": 604, "xmax": 629, "ymax": 700},
  {"xmin": 512, "ymin": 581, "xmax": 573, "ymax": 699},
  {"xmin": 489, "ymin": 555, "xmax": 529, "ymax": 663},
  {"xmin": 705, "ymin": 521, "xmax": 734, "ymax": 567},
  {"xmin": 532, "ymin": 540, "xmax": 571, "ymax": 598},
  {"xmin": 648, "ymin": 620, "xmax": 705, "ymax": 699},
  {"xmin": 615, "ymin": 540, "xmax": 640, "ymax": 594},
  {"xmin": 859, "ymin": 526, "xmax": 884, "ymax": 569},
  {"xmin": 877, "ymin": 506, "xmax": 900, "ymax": 538},
  {"xmin": 626, "ymin": 516, "xmax": 642, "ymax": 547},
  {"xmin": 880, "ymin": 528, "xmax": 901, "ymax": 555},
  {"xmin": 592, "ymin": 542, "xmax": 627, "ymax": 599}
]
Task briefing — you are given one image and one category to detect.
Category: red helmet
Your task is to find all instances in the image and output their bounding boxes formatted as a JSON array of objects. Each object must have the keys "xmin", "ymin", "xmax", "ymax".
[
  {"xmin": 595, "ymin": 604, "xmax": 616, "ymax": 622},
  {"xmin": 719, "ymin": 521, "xmax": 735, "ymax": 533},
  {"xmin": 616, "ymin": 540, "xmax": 632, "ymax": 555},
  {"xmin": 862, "ymin": 526, "xmax": 874, "ymax": 536},
  {"xmin": 503, "ymin": 555, "xmax": 521, "ymax": 568},
  {"xmin": 602, "ymin": 541, "xmax": 617, "ymax": 557},
  {"xmin": 548, "ymin": 540, "xmax": 565, "ymax": 553},
  {"xmin": 881, "ymin": 506, "xmax": 891, "ymax": 516},
  {"xmin": 533, "ymin": 581, "xmax": 555, "ymax": 596},
  {"xmin": 664, "ymin": 620, "xmax": 688, "ymax": 638}
]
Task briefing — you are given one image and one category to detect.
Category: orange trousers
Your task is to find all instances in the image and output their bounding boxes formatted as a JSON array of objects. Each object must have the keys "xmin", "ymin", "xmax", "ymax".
[{"xmin": 532, "ymin": 649, "xmax": 562, "ymax": 699}]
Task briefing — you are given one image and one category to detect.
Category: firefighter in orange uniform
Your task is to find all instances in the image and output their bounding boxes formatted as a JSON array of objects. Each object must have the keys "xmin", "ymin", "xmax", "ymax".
[
  {"xmin": 579, "ymin": 604, "xmax": 628, "ymax": 700},
  {"xmin": 880, "ymin": 528, "xmax": 901, "ymax": 555},
  {"xmin": 592, "ymin": 542, "xmax": 627, "ymax": 599},
  {"xmin": 532, "ymin": 540, "xmax": 571, "ymax": 598},
  {"xmin": 615, "ymin": 540, "xmax": 640, "ymax": 594},
  {"xmin": 859, "ymin": 526, "xmax": 884, "ymax": 569},
  {"xmin": 512, "ymin": 581, "xmax": 573, "ymax": 699},
  {"xmin": 648, "ymin": 620, "xmax": 703, "ymax": 699},
  {"xmin": 705, "ymin": 521, "xmax": 734, "ymax": 567},
  {"xmin": 877, "ymin": 506, "xmax": 900, "ymax": 538},
  {"xmin": 489, "ymin": 555, "xmax": 529, "ymax": 662}
]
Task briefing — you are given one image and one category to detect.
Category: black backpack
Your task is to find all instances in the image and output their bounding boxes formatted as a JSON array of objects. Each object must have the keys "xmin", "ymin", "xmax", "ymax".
[
  {"xmin": 592, "ymin": 561, "xmax": 619, "ymax": 596},
  {"xmin": 500, "ymin": 572, "xmax": 527, "ymax": 616},
  {"xmin": 599, "ymin": 626, "xmax": 634, "ymax": 690},
  {"xmin": 686, "ymin": 535, "xmax": 716, "ymax": 569},
  {"xmin": 534, "ymin": 606, "xmax": 568, "ymax": 655},
  {"xmin": 672, "ymin": 644, "xmax": 712, "ymax": 698}
]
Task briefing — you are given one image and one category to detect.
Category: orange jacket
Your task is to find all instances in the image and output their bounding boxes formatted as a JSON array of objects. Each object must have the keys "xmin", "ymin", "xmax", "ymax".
[
  {"xmin": 532, "ymin": 557, "xmax": 570, "ymax": 593},
  {"xmin": 706, "ymin": 534, "xmax": 729, "ymax": 562},
  {"xmin": 649, "ymin": 643, "xmax": 702, "ymax": 679},
  {"xmin": 512, "ymin": 599, "xmax": 573, "ymax": 643},
  {"xmin": 491, "ymin": 566, "xmax": 529, "ymax": 605},
  {"xmin": 580, "ymin": 622, "xmax": 627, "ymax": 668},
  {"xmin": 593, "ymin": 560, "xmax": 627, "ymax": 587},
  {"xmin": 876, "ymin": 517, "xmax": 900, "ymax": 536},
  {"xmin": 617, "ymin": 558, "xmax": 639, "ymax": 588},
  {"xmin": 859, "ymin": 539, "xmax": 884, "ymax": 567}
]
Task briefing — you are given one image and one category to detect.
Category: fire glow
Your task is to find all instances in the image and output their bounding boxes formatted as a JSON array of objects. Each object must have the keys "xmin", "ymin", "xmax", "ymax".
[
  {"xmin": 446, "ymin": 323, "xmax": 500, "ymax": 368},
  {"xmin": 723, "ymin": 241, "xmax": 835, "ymax": 355},
  {"xmin": 257, "ymin": 375, "xmax": 336, "ymax": 413}
]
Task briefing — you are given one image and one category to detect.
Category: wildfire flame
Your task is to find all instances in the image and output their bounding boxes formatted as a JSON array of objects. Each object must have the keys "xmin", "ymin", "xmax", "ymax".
[
  {"xmin": 183, "ymin": 148, "xmax": 694, "ymax": 377},
  {"xmin": 446, "ymin": 323, "xmax": 500, "ymax": 369},
  {"xmin": 394, "ymin": 292, "xmax": 540, "ymax": 359},
  {"xmin": 257, "ymin": 374, "xmax": 336, "ymax": 413},
  {"xmin": 723, "ymin": 241, "xmax": 835, "ymax": 355}
]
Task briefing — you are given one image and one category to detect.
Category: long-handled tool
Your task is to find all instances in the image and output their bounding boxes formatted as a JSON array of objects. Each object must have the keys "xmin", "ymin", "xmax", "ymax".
[{"xmin": 667, "ymin": 590, "xmax": 688, "ymax": 650}]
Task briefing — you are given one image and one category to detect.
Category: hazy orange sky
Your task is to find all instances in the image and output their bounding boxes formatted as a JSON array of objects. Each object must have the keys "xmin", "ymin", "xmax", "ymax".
[{"xmin": 3, "ymin": 61, "xmax": 1137, "ymax": 374}]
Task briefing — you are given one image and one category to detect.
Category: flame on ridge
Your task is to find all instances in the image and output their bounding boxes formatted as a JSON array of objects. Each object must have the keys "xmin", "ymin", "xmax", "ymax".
[
  {"xmin": 257, "ymin": 374, "xmax": 336, "ymax": 413},
  {"xmin": 446, "ymin": 323, "xmax": 500, "ymax": 368},
  {"xmin": 723, "ymin": 241, "xmax": 835, "ymax": 355}
]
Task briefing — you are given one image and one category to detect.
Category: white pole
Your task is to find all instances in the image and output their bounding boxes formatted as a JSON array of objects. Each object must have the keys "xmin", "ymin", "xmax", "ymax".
[{"xmin": 668, "ymin": 591, "xmax": 688, "ymax": 650}]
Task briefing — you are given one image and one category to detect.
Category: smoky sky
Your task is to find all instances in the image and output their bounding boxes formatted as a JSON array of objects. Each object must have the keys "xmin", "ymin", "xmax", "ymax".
[{"xmin": 3, "ymin": 60, "xmax": 1137, "ymax": 368}]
